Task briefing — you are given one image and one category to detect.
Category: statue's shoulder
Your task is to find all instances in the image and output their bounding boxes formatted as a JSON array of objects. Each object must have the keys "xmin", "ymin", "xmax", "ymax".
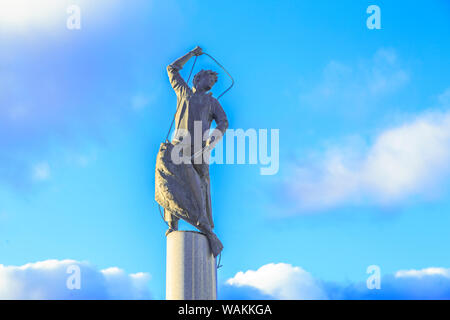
[{"xmin": 207, "ymin": 93, "xmax": 219, "ymax": 104}]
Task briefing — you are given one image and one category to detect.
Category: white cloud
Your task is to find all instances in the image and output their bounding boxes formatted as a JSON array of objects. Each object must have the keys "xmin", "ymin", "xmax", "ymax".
[
  {"xmin": 32, "ymin": 162, "xmax": 51, "ymax": 181},
  {"xmin": 100, "ymin": 267, "xmax": 151, "ymax": 300},
  {"xmin": 224, "ymin": 263, "xmax": 450, "ymax": 300},
  {"xmin": 395, "ymin": 267, "xmax": 450, "ymax": 279},
  {"xmin": 0, "ymin": 259, "xmax": 151, "ymax": 299},
  {"xmin": 0, "ymin": 0, "xmax": 120, "ymax": 33},
  {"xmin": 226, "ymin": 263, "xmax": 327, "ymax": 300},
  {"xmin": 286, "ymin": 107, "xmax": 450, "ymax": 211},
  {"xmin": 0, "ymin": 0, "xmax": 61, "ymax": 31}
]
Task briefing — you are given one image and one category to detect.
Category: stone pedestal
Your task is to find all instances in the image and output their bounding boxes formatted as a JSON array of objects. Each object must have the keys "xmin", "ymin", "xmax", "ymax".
[{"xmin": 166, "ymin": 231, "xmax": 217, "ymax": 300}]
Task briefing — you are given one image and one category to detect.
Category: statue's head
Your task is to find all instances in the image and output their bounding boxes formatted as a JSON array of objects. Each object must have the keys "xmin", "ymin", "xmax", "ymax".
[{"xmin": 193, "ymin": 69, "xmax": 218, "ymax": 92}]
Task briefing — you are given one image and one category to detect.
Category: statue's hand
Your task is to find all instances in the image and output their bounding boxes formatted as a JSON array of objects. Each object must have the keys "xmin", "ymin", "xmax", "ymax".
[
  {"xmin": 206, "ymin": 136, "xmax": 216, "ymax": 148},
  {"xmin": 191, "ymin": 46, "xmax": 203, "ymax": 56}
]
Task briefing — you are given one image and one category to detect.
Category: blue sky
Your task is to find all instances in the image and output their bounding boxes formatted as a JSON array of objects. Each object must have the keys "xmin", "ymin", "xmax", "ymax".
[{"xmin": 1, "ymin": 0, "xmax": 450, "ymax": 299}]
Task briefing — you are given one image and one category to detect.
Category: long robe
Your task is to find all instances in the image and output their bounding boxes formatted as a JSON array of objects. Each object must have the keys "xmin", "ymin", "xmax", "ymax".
[{"xmin": 155, "ymin": 142, "xmax": 223, "ymax": 257}]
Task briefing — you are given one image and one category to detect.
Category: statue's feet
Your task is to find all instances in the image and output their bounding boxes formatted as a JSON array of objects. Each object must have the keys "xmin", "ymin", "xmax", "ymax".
[
  {"xmin": 206, "ymin": 232, "xmax": 224, "ymax": 258},
  {"xmin": 165, "ymin": 220, "xmax": 178, "ymax": 236},
  {"xmin": 165, "ymin": 228, "xmax": 175, "ymax": 236}
]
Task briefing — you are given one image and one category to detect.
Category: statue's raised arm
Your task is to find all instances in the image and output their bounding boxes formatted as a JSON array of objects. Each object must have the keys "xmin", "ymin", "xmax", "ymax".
[{"xmin": 167, "ymin": 46, "xmax": 203, "ymax": 97}]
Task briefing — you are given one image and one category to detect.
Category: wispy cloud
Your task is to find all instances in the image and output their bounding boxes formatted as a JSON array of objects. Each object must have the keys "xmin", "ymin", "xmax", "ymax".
[
  {"xmin": 0, "ymin": 259, "xmax": 151, "ymax": 300},
  {"xmin": 0, "ymin": 2, "xmax": 144, "ymax": 190},
  {"xmin": 395, "ymin": 267, "xmax": 450, "ymax": 279},
  {"xmin": 284, "ymin": 90, "xmax": 450, "ymax": 212},
  {"xmin": 439, "ymin": 88, "xmax": 450, "ymax": 105},
  {"xmin": 131, "ymin": 92, "xmax": 157, "ymax": 111},
  {"xmin": 32, "ymin": 162, "xmax": 51, "ymax": 182},
  {"xmin": 301, "ymin": 48, "xmax": 409, "ymax": 112},
  {"xmin": 65, "ymin": 150, "xmax": 98, "ymax": 168}
]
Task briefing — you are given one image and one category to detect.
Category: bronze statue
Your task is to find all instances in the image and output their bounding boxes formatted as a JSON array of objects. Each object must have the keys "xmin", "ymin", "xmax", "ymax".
[{"xmin": 155, "ymin": 46, "xmax": 230, "ymax": 257}]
